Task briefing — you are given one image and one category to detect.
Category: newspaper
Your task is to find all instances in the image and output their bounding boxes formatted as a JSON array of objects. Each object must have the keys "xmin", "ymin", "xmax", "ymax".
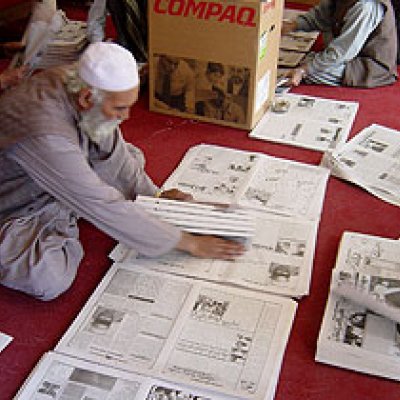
[
  {"xmin": 55, "ymin": 264, "xmax": 297, "ymax": 400},
  {"xmin": 110, "ymin": 144, "xmax": 329, "ymax": 297},
  {"xmin": 278, "ymin": 49, "xmax": 305, "ymax": 68},
  {"xmin": 250, "ymin": 94, "xmax": 358, "ymax": 152},
  {"xmin": 0, "ymin": 331, "xmax": 12, "ymax": 353},
  {"xmin": 331, "ymin": 231, "xmax": 400, "ymax": 323},
  {"xmin": 162, "ymin": 144, "xmax": 329, "ymax": 220},
  {"xmin": 316, "ymin": 294, "xmax": 400, "ymax": 381},
  {"xmin": 315, "ymin": 231, "xmax": 400, "ymax": 381},
  {"xmin": 321, "ymin": 124, "xmax": 400, "ymax": 206},
  {"xmin": 15, "ymin": 352, "xmax": 234, "ymax": 400},
  {"xmin": 134, "ymin": 196, "xmax": 256, "ymax": 240},
  {"xmin": 111, "ymin": 211, "xmax": 318, "ymax": 298}
]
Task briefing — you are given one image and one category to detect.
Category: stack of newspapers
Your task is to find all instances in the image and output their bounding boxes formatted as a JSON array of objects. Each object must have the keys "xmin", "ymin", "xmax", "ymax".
[
  {"xmin": 135, "ymin": 195, "xmax": 255, "ymax": 241},
  {"xmin": 316, "ymin": 231, "xmax": 400, "ymax": 381},
  {"xmin": 34, "ymin": 18, "xmax": 88, "ymax": 70}
]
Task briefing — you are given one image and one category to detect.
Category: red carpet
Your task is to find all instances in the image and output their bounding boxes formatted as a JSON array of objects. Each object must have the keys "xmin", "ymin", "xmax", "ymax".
[{"xmin": 1, "ymin": 2, "xmax": 400, "ymax": 399}]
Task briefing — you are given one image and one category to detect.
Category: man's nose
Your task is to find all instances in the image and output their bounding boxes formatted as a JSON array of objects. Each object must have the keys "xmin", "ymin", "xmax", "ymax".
[{"xmin": 118, "ymin": 109, "xmax": 130, "ymax": 120}]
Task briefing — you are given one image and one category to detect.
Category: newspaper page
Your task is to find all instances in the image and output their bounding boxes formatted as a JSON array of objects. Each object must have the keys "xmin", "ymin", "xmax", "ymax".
[
  {"xmin": 315, "ymin": 293, "xmax": 400, "ymax": 381},
  {"xmin": 56, "ymin": 264, "xmax": 297, "ymax": 400},
  {"xmin": 330, "ymin": 231, "xmax": 400, "ymax": 323},
  {"xmin": 111, "ymin": 211, "xmax": 318, "ymax": 297},
  {"xmin": 15, "ymin": 352, "xmax": 235, "ymax": 400},
  {"xmin": 249, "ymin": 94, "xmax": 358, "ymax": 152},
  {"xmin": 321, "ymin": 124, "xmax": 400, "ymax": 206},
  {"xmin": 278, "ymin": 49, "xmax": 305, "ymax": 67},
  {"xmin": 163, "ymin": 144, "xmax": 330, "ymax": 220},
  {"xmin": 0, "ymin": 331, "xmax": 12, "ymax": 353}
]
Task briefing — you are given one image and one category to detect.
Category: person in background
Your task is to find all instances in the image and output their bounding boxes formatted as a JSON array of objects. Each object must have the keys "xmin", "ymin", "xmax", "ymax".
[
  {"xmin": 0, "ymin": 42, "xmax": 244, "ymax": 301},
  {"xmin": 87, "ymin": 0, "xmax": 148, "ymax": 63},
  {"xmin": 282, "ymin": 0, "xmax": 398, "ymax": 88}
]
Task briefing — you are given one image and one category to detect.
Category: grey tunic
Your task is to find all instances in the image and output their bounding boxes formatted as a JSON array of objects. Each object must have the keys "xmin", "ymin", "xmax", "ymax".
[{"xmin": 0, "ymin": 69, "xmax": 181, "ymax": 300}]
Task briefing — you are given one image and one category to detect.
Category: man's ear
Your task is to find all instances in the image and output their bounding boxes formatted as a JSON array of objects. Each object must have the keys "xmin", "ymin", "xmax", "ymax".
[{"xmin": 77, "ymin": 87, "xmax": 94, "ymax": 110}]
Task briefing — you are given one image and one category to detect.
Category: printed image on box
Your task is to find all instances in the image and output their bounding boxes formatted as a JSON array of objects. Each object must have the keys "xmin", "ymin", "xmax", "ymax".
[{"xmin": 153, "ymin": 54, "xmax": 250, "ymax": 125}]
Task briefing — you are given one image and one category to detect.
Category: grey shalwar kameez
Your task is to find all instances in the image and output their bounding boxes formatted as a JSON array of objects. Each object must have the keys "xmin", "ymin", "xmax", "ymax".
[{"xmin": 0, "ymin": 67, "xmax": 180, "ymax": 300}]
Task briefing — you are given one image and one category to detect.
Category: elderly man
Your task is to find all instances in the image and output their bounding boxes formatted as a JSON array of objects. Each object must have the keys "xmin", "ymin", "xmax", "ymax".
[
  {"xmin": 282, "ymin": 0, "xmax": 398, "ymax": 87},
  {"xmin": 0, "ymin": 43, "xmax": 244, "ymax": 301}
]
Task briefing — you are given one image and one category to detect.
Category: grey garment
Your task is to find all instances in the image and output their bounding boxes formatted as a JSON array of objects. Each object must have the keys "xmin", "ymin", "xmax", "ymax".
[
  {"xmin": 297, "ymin": 0, "xmax": 384, "ymax": 85},
  {"xmin": 4, "ymin": 129, "xmax": 181, "ymax": 257},
  {"xmin": 0, "ymin": 129, "xmax": 181, "ymax": 299},
  {"xmin": 0, "ymin": 202, "xmax": 83, "ymax": 301},
  {"xmin": 87, "ymin": 0, "xmax": 107, "ymax": 43}
]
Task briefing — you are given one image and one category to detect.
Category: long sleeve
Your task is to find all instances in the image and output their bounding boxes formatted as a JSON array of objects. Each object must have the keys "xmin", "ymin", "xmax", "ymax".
[
  {"xmin": 301, "ymin": 0, "xmax": 384, "ymax": 84},
  {"xmin": 296, "ymin": 0, "xmax": 335, "ymax": 32},
  {"xmin": 8, "ymin": 134, "xmax": 181, "ymax": 257},
  {"xmin": 88, "ymin": 128, "xmax": 158, "ymax": 199},
  {"xmin": 86, "ymin": 0, "xmax": 107, "ymax": 42}
]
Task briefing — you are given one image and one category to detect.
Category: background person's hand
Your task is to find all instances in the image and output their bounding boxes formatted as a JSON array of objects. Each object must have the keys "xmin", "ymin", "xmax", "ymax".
[
  {"xmin": 177, "ymin": 232, "xmax": 245, "ymax": 260},
  {"xmin": 159, "ymin": 188, "xmax": 193, "ymax": 201},
  {"xmin": 285, "ymin": 66, "xmax": 307, "ymax": 86}
]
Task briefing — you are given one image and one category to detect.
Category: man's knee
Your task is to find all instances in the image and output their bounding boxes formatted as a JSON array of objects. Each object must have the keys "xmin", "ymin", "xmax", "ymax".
[{"xmin": 31, "ymin": 242, "xmax": 84, "ymax": 301}]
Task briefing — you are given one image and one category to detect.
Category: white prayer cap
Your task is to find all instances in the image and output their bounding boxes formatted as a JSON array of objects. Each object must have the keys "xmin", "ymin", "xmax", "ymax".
[{"xmin": 78, "ymin": 42, "xmax": 139, "ymax": 92}]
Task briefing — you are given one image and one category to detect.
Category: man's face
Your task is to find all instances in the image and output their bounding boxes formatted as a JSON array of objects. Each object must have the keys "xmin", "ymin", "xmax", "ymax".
[
  {"xmin": 79, "ymin": 86, "xmax": 139, "ymax": 143},
  {"xmin": 160, "ymin": 56, "xmax": 179, "ymax": 73},
  {"xmin": 101, "ymin": 87, "xmax": 139, "ymax": 121},
  {"xmin": 229, "ymin": 67, "xmax": 246, "ymax": 84}
]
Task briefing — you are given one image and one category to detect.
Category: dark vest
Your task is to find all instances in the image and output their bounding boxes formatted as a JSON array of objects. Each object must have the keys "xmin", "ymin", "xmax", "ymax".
[
  {"xmin": 332, "ymin": 0, "xmax": 398, "ymax": 87},
  {"xmin": 0, "ymin": 67, "xmax": 79, "ymax": 150}
]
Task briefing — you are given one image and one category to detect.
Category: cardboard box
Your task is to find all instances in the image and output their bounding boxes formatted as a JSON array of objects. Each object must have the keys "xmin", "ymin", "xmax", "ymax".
[{"xmin": 148, "ymin": 0, "xmax": 283, "ymax": 130}]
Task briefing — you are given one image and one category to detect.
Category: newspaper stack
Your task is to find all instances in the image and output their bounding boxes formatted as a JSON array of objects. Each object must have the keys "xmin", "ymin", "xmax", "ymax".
[
  {"xmin": 316, "ymin": 231, "xmax": 400, "ymax": 381},
  {"xmin": 136, "ymin": 195, "xmax": 255, "ymax": 241},
  {"xmin": 34, "ymin": 18, "xmax": 88, "ymax": 70}
]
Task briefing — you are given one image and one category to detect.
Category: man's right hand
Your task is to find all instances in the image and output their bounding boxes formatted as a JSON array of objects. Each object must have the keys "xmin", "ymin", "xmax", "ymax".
[{"xmin": 176, "ymin": 232, "xmax": 245, "ymax": 260}]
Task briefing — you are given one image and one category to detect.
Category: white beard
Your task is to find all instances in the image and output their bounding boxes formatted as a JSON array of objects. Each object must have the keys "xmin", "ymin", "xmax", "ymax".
[{"xmin": 78, "ymin": 104, "xmax": 122, "ymax": 144}]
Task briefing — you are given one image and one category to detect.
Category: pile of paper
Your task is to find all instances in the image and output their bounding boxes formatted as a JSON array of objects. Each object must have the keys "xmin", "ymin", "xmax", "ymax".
[
  {"xmin": 136, "ymin": 195, "xmax": 255, "ymax": 240},
  {"xmin": 35, "ymin": 18, "xmax": 88, "ymax": 69},
  {"xmin": 316, "ymin": 231, "xmax": 400, "ymax": 381}
]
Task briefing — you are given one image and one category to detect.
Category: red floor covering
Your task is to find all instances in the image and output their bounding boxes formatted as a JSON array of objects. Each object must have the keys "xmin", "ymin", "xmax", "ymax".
[{"xmin": 1, "ymin": 3, "xmax": 400, "ymax": 400}]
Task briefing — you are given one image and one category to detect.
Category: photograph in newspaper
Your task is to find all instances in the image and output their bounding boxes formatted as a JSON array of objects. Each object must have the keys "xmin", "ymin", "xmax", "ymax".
[
  {"xmin": 15, "ymin": 352, "xmax": 234, "ymax": 400},
  {"xmin": 321, "ymin": 124, "xmax": 400, "ymax": 206},
  {"xmin": 249, "ymin": 94, "xmax": 358, "ymax": 152},
  {"xmin": 316, "ymin": 294, "xmax": 400, "ymax": 381},
  {"xmin": 113, "ymin": 212, "xmax": 318, "ymax": 298},
  {"xmin": 56, "ymin": 265, "xmax": 297, "ymax": 400}
]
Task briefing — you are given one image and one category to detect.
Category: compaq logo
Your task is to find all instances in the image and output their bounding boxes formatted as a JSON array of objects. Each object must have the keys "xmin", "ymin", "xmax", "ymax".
[{"xmin": 153, "ymin": 0, "xmax": 257, "ymax": 27}]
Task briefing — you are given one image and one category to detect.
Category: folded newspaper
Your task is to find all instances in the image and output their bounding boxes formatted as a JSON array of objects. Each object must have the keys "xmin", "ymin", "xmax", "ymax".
[
  {"xmin": 321, "ymin": 124, "xmax": 400, "ymax": 207},
  {"xmin": 316, "ymin": 231, "xmax": 400, "ymax": 381},
  {"xmin": 135, "ymin": 195, "xmax": 255, "ymax": 241}
]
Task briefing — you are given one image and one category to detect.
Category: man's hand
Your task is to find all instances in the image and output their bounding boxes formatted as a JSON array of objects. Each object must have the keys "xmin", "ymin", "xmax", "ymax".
[
  {"xmin": 177, "ymin": 232, "xmax": 246, "ymax": 260},
  {"xmin": 159, "ymin": 188, "xmax": 193, "ymax": 201},
  {"xmin": 285, "ymin": 66, "xmax": 307, "ymax": 87}
]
